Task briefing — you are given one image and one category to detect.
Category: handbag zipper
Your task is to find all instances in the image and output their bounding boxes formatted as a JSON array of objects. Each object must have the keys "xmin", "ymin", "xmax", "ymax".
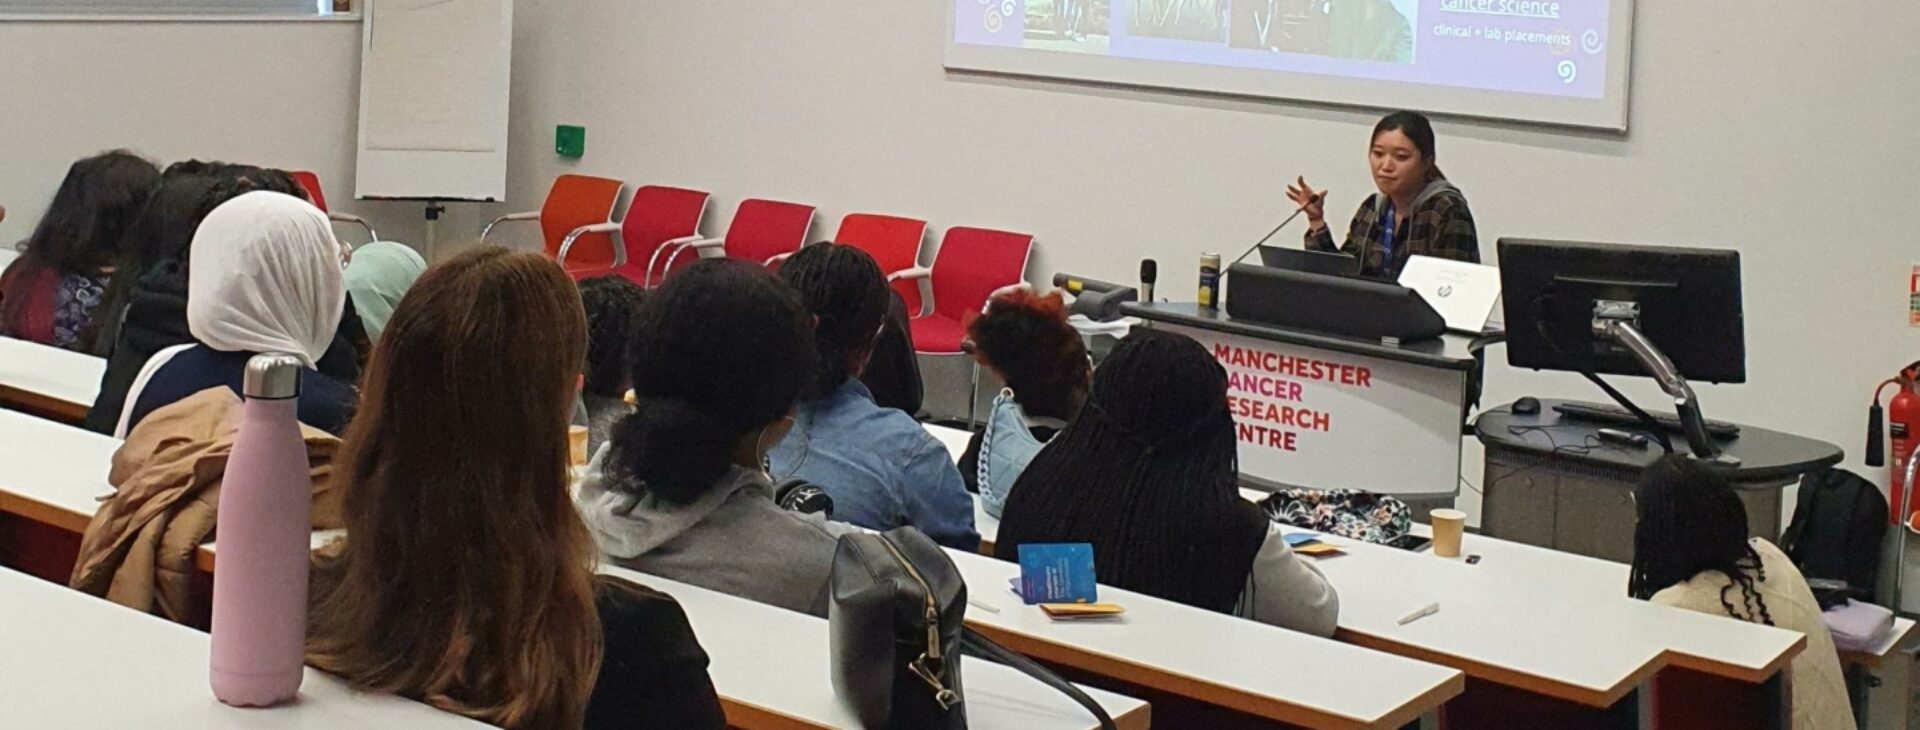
[{"xmin": 876, "ymin": 535, "xmax": 960, "ymax": 710}]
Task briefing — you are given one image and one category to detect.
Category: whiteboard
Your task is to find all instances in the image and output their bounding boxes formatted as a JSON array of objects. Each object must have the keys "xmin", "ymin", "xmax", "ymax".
[{"xmin": 355, "ymin": 0, "xmax": 513, "ymax": 201}]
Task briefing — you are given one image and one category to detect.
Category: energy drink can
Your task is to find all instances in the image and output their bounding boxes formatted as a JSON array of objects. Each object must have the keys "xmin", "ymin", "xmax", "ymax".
[{"xmin": 1198, "ymin": 252, "xmax": 1222, "ymax": 311}]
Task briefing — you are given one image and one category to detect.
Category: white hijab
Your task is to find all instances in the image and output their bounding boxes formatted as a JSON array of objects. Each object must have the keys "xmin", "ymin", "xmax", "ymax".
[
  {"xmin": 186, "ymin": 191, "xmax": 346, "ymax": 366},
  {"xmin": 114, "ymin": 192, "xmax": 347, "ymax": 438}
]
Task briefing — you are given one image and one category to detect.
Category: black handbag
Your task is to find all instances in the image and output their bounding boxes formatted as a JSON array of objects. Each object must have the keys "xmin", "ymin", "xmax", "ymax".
[{"xmin": 828, "ymin": 527, "xmax": 1117, "ymax": 730}]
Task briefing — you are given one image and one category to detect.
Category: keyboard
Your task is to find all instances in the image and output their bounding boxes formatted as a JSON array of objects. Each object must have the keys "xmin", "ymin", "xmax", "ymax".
[{"xmin": 1551, "ymin": 401, "xmax": 1741, "ymax": 438}]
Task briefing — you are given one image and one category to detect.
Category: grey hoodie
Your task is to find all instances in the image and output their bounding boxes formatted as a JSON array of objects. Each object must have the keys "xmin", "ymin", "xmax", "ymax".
[{"xmin": 577, "ymin": 453, "xmax": 853, "ymax": 617}]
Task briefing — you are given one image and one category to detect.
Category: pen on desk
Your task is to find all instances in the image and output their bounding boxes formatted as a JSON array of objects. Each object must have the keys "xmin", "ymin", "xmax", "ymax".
[
  {"xmin": 1397, "ymin": 602, "xmax": 1441, "ymax": 626},
  {"xmin": 968, "ymin": 598, "xmax": 1002, "ymax": 614}
]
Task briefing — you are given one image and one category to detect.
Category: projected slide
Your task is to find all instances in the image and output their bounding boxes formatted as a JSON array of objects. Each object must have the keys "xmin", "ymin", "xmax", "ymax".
[{"xmin": 948, "ymin": 0, "xmax": 1632, "ymax": 130}]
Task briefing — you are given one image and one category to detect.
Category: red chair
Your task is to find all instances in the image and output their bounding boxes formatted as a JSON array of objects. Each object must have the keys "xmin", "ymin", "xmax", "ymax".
[
  {"xmin": 480, "ymin": 174, "xmax": 626, "ymax": 270},
  {"xmin": 558, "ymin": 185, "xmax": 710, "ymax": 285},
  {"xmin": 288, "ymin": 170, "xmax": 377, "ymax": 245},
  {"xmin": 834, "ymin": 213, "xmax": 929, "ymax": 315},
  {"xmin": 658, "ymin": 199, "xmax": 814, "ymax": 279},
  {"xmin": 897, "ymin": 227, "xmax": 1034, "ymax": 422}
]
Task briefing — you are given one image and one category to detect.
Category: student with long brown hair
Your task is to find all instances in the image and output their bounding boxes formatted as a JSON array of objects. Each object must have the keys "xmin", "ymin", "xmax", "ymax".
[{"xmin": 306, "ymin": 247, "xmax": 723, "ymax": 730}]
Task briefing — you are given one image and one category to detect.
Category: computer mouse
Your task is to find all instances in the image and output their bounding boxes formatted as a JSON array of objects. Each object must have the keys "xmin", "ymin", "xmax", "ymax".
[{"xmin": 1513, "ymin": 396, "xmax": 1542, "ymax": 415}]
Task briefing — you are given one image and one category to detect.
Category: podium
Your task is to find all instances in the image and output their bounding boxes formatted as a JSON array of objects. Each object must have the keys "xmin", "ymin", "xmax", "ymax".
[{"xmin": 1125, "ymin": 302, "xmax": 1477, "ymax": 501}]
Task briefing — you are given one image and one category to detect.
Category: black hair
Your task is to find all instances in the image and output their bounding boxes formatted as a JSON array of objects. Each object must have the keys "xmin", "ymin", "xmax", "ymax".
[
  {"xmin": 1372, "ymin": 111, "xmax": 1444, "ymax": 181},
  {"xmin": 993, "ymin": 329, "xmax": 1269, "ymax": 612},
  {"xmin": 779, "ymin": 242, "xmax": 890, "ymax": 400},
  {"xmin": 1629, "ymin": 456, "xmax": 1774, "ymax": 625},
  {"xmin": 966, "ymin": 289, "xmax": 1090, "ymax": 421},
  {"xmin": 18, "ymin": 150, "xmax": 160, "ymax": 275},
  {"xmin": 578, "ymin": 275, "xmax": 646, "ymax": 398},
  {"xmin": 607, "ymin": 259, "xmax": 814, "ymax": 504}
]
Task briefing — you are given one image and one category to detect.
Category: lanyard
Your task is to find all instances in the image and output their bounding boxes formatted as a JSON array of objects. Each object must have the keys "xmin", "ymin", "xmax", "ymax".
[{"xmin": 1378, "ymin": 200, "xmax": 1397, "ymax": 262}]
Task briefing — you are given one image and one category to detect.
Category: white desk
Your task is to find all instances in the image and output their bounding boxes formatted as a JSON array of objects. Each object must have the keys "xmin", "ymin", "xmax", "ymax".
[
  {"xmin": 0, "ymin": 567, "xmax": 488, "ymax": 728},
  {"xmin": 146, "ymin": 526, "xmax": 1154, "ymax": 726},
  {"xmin": 0, "ymin": 335, "xmax": 104, "ymax": 422},
  {"xmin": 600, "ymin": 566, "xmax": 1151, "ymax": 730},
  {"xmin": 1278, "ymin": 520, "xmax": 1805, "ymax": 717},
  {"xmin": 0, "ymin": 247, "xmax": 17, "ymax": 271},
  {"xmin": 0, "ymin": 407, "xmax": 117, "ymax": 533},
  {"xmin": 943, "ymin": 547, "xmax": 1463, "ymax": 729}
]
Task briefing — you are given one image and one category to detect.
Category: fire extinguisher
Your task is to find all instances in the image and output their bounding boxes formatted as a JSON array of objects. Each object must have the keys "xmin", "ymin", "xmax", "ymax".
[{"xmin": 1869, "ymin": 360, "xmax": 1920, "ymax": 525}]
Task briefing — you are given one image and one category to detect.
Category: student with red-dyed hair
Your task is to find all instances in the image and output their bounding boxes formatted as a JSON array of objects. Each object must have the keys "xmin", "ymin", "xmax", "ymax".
[{"xmin": 959, "ymin": 289, "xmax": 1091, "ymax": 518}]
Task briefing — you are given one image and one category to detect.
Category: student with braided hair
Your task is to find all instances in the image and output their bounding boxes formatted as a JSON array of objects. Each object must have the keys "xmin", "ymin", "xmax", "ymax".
[
  {"xmin": 957, "ymin": 288, "xmax": 1091, "ymax": 517},
  {"xmin": 994, "ymin": 329, "xmax": 1338, "ymax": 636},
  {"xmin": 1630, "ymin": 457, "xmax": 1853, "ymax": 729},
  {"xmin": 578, "ymin": 275, "xmax": 645, "ymax": 455},
  {"xmin": 767, "ymin": 242, "xmax": 979, "ymax": 550}
]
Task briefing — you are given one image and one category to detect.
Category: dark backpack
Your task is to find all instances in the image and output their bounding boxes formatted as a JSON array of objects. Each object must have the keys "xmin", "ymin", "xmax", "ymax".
[{"xmin": 1779, "ymin": 468, "xmax": 1887, "ymax": 601}]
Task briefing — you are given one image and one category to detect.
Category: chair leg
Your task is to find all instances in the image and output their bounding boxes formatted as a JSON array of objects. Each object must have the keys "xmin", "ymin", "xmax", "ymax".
[{"xmin": 968, "ymin": 361, "xmax": 982, "ymax": 428}]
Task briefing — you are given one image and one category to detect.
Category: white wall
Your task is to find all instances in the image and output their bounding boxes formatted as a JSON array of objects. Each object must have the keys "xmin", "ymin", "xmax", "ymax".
[
  {"xmin": 0, "ymin": 18, "xmax": 429, "ymax": 248},
  {"xmin": 6, "ymin": 3, "xmax": 1919, "ymax": 510},
  {"xmin": 490, "ymin": 0, "xmax": 1920, "ymax": 503}
]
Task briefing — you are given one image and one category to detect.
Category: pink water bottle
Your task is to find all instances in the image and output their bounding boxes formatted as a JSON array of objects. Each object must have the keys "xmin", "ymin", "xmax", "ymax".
[{"xmin": 210, "ymin": 354, "xmax": 311, "ymax": 706}]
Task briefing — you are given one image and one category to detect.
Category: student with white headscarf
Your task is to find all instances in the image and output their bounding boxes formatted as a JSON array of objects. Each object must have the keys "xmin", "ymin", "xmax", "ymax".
[{"xmin": 116, "ymin": 191, "xmax": 356, "ymax": 437}]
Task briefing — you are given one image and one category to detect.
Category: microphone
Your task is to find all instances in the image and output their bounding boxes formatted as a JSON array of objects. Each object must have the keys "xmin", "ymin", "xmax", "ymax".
[{"xmin": 1139, "ymin": 259, "xmax": 1157, "ymax": 303}]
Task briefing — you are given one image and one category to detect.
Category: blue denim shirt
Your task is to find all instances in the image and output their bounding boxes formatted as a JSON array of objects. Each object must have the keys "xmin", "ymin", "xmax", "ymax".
[{"xmin": 769, "ymin": 378, "xmax": 980, "ymax": 550}]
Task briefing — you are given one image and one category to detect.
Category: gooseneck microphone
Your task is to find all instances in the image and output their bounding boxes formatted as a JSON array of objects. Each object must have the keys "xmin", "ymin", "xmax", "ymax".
[
  {"xmin": 1228, "ymin": 204, "xmax": 1313, "ymax": 271},
  {"xmin": 1139, "ymin": 259, "xmax": 1157, "ymax": 303}
]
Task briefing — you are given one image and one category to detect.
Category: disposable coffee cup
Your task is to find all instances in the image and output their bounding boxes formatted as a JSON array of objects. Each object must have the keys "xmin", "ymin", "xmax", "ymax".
[
  {"xmin": 1431, "ymin": 509, "xmax": 1467, "ymax": 558},
  {"xmin": 568, "ymin": 425, "xmax": 590, "ymax": 467}
]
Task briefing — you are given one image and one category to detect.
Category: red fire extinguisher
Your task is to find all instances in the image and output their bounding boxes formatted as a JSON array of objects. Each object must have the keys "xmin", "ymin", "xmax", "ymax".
[{"xmin": 1869, "ymin": 361, "xmax": 1920, "ymax": 525}]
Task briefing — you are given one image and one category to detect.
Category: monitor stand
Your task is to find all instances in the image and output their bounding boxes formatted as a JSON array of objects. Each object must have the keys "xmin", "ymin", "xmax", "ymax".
[{"xmin": 1591, "ymin": 301, "xmax": 1739, "ymax": 465}]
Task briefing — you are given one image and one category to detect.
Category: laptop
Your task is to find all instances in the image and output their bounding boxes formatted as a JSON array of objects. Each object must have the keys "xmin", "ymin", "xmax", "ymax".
[
  {"xmin": 1396, "ymin": 255, "xmax": 1503, "ymax": 334},
  {"xmin": 1257, "ymin": 246, "xmax": 1362, "ymax": 278}
]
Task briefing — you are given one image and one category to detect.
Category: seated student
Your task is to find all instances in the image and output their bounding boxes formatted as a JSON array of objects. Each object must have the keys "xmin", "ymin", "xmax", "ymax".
[
  {"xmin": 116, "ymin": 191, "xmax": 356, "ymax": 437},
  {"xmin": 766, "ymin": 242, "xmax": 979, "ymax": 550},
  {"xmin": 578, "ymin": 275, "xmax": 645, "ymax": 456},
  {"xmin": 0, "ymin": 150, "xmax": 160, "ymax": 351},
  {"xmin": 1630, "ymin": 457, "xmax": 1854, "ymax": 730},
  {"xmin": 577, "ymin": 259, "xmax": 854, "ymax": 617},
  {"xmin": 957, "ymin": 289, "xmax": 1091, "ymax": 517},
  {"xmin": 81, "ymin": 165, "xmax": 221, "ymax": 357},
  {"xmin": 994, "ymin": 330, "xmax": 1339, "ymax": 637},
  {"xmin": 858, "ymin": 288, "xmax": 924, "ymax": 415},
  {"xmin": 83, "ymin": 164, "xmax": 332, "ymax": 434},
  {"xmin": 342, "ymin": 240, "xmax": 427, "ymax": 347},
  {"xmin": 308, "ymin": 248, "xmax": 724, "ymax": 730}
]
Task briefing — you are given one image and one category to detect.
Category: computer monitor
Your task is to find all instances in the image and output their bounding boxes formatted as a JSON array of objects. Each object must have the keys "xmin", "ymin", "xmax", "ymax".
[{"xmin": 1498, "ymin": 239, "xmax": 1745, "ymax": 384}]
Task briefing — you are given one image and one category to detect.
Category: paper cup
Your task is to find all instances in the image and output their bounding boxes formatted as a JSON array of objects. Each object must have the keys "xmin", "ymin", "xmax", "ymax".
[
  {"xmin": 568, "ymin": 425, "xmax": 590, "ymax": 467},
  {"xmin": 1431, "ymin": 509, "xmax": 1466, "ymax": 558}
]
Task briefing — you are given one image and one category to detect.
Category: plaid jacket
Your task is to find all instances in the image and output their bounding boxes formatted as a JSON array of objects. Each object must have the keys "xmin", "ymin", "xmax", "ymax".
[{"xmin": 1306, "ymin": 179, "xmax": 1481, "ymax": 279}]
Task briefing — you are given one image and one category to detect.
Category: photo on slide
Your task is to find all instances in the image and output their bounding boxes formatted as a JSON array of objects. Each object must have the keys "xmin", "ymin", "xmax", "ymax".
[
  {"xmin": 1229, "ymin": 0, "xmax": 1417, "ymax": 64},
  {"xmin": 1024, "ymin": 0, "xmax": 1113, "ymax": 54},
  {"xmin": 1130, "ymin": 0, "xmax": 1228, "ymax": 43}
]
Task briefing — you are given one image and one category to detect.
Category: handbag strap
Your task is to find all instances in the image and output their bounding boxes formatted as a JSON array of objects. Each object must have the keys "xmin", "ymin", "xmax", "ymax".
[{"xmin": 961, "ymin": 628, "xmax": 1117, "ymax": 730}]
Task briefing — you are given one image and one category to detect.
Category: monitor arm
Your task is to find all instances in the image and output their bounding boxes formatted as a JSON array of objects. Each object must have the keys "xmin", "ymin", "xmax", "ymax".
[{"xmin": 1591, "ymin": 301, "xmax": 1734, "ymax": 463}]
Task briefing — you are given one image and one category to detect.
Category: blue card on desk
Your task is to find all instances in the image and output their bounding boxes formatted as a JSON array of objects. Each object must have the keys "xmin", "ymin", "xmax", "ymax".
[
  {"xmin": 1283, "ymin": 532, "xmax": 1322, "ymax": 547},
  {"xmin": 1016, "ymin": 543, "xmax": 1098, "ymax": 605}
]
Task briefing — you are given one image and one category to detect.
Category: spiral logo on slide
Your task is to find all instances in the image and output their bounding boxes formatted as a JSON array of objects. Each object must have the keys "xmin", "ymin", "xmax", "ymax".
[
  {"xmin": 984, "ymin": 6, "xmax": 1003, "ymax": 33},
  {"xmin": 1556, "ymin": 60, "xmax": 1579, "ymax": 85},
  {"xmin": 1581, "ymin": 30, "xmax": 1605, "ymax": 55}
]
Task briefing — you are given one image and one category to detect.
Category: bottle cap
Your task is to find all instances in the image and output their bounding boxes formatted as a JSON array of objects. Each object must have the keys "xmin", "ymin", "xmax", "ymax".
[{"xmin": 242, "ymin": 353, "xmax": 304, "ymax": 400}]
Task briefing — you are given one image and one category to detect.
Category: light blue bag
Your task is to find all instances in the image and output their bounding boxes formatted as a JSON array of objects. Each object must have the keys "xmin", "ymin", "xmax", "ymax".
[{"xmin": 979, "ymin": 390, "xmax": 1050, "ymax": 519}]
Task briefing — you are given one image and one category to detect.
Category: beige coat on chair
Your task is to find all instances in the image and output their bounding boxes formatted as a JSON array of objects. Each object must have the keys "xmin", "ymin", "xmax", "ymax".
[{"xmin": 69, "ymin": 387, "xmax": 344, "ymax": 623}]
